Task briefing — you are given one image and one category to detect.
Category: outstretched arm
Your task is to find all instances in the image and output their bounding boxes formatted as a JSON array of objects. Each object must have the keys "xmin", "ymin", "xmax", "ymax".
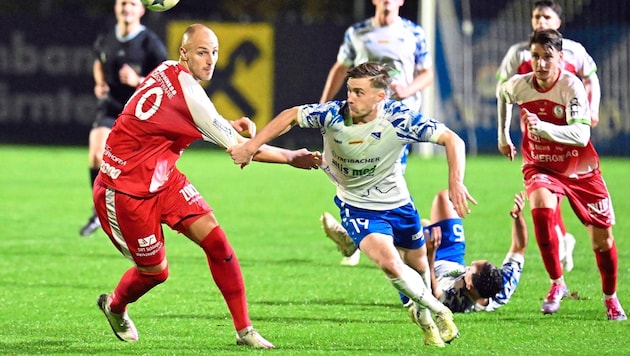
[
  {"xmin": 320, "ymin": 61, "xmax": 350, "ymax": 103},
  {"xmin": 228, "ymin": 107, "xmax": 301, "ymax": 167},
  {"xmin": 509, "ymin": 191, "xmax": 528, "ymax": 255},
  {"xmin": 435, "ymin": 129, "xmax": 477, "ymax": 218}
]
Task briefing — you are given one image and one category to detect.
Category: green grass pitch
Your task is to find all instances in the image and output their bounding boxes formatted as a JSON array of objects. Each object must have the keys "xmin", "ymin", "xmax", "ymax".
[{"xmin": 0, "ymin": 145, "xmax": 628, "ymax": 355}]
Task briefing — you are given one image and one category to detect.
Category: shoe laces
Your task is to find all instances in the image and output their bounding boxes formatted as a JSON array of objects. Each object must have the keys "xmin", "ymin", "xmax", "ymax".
[
  {"xmin": 605, "ymin": 298, "xmax": 625, "ymax": 318},
  {"xmin": 545, "ymin": 283, "xmax": 566, "ymax": 302}
]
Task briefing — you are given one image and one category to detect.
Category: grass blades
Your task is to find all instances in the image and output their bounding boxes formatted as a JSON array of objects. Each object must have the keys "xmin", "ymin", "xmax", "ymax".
[{"xmin": 0, "ymin": 145, "xmax": 628, "ymax": 355}]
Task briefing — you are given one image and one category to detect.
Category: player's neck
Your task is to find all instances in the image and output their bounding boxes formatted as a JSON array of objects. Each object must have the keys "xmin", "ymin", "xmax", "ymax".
[
  {"xmin": 118, "ymin": 21, "xmax": 141, "ymax": 37},
  {"xmin": 534, "ymin": 69, "xmax": 560, "ymax": 90},
  {"xmin": 373, "ymin": 11, "xmax": 398, "ymax": 26}
]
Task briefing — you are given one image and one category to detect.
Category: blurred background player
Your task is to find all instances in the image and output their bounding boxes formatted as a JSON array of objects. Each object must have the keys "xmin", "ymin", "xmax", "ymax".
[
  {"xmin": 495, "ymin": 0, "xmax": 601, "ymax": 270},
  {"xmin": 323, "ymin": 190, "xmax": 527, "ymax": 313},
  {"xmin": 320, "ymin": 0, "xmax": 434, "ymax": 265},
  {"xmin": 80, "ymin": 0, "xmax": 168, "ymax": 236},
  {"xmin": 498, "ymin": 29, "xmax": 625, "ymax": 320},
  {"xmin": 229, "ymin": 62, "xmax": 475, "ymax": 347}
]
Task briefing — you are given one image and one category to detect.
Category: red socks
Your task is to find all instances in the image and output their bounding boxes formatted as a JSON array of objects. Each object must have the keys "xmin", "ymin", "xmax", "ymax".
[
  {"xmin": 200, "ymin": 226, "xmax": 251, "ymax": 331},
  {"xmin": 595, "ymin": 242, "xmax": 618, "ymax": 295},
  {"xmin": 531, "ymin": 207, "xmax": 563, "ymax": 280},
  {"xmin": 110, "ymin": 267, "xmax": 168, "ymax": 314}
]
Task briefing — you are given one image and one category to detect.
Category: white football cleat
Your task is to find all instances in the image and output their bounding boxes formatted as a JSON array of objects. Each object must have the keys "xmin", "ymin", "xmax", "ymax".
[
  {"xmin": 321, "ymin": 212, "xmax": 357, "ymax": 257},
  {"xmin": 97, "ymin": 294, "xmax": 138, "ymax": 342},
  {"xmin": 236, "ymin": 328, "xmax": 275, "ymax": 348},
  {"xmin": 562, "ymin": 233, "xmax": 576, "ymax": 272},
  {"xmin": 340, "ymin": 249, "xmax": 361, "ymax": 266}
]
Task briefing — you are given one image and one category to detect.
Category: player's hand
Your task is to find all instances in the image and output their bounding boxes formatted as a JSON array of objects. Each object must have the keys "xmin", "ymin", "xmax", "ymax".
[
  {"xmin": 390, "ymin": 82, "xmax": 410, "ymax": 100},
  {"xmin": 424, "ymin": 224, "xmax": 442, "ymax": 259},
  {"xmin": 590, "ymin": 114, "xmax": 599, "ymax": 128},
  {"xmin": 522, "ymin": 108, "xmax": 541, "ymax": 133},
  {"xmin": 448, "ymin": 183, "xmax": 477, "ymax": 218},
  {"xmin": 119, "ymin": 64, "xmax": 141, "ymax": 87},
  {"xmin": 230, "ymin": 117, "xmax": 256, "ymax": 138},
  {"xmin": 509, "ymin": 191, "xmax": 526, "ymax": 219},
  {"xmin": 227, "ymin": 142, "xmax": 257, "ymax": 168},
  {"xmin": 287, "ymin": 149, "xmax": 322, "ymax": 170},
  {"xmin": 94, "ymin": 83, "xmax": 109, "ymax": 99},
  {"xmin": 498, "ymin": 143, "xmax": 516, "ymax": 161}
]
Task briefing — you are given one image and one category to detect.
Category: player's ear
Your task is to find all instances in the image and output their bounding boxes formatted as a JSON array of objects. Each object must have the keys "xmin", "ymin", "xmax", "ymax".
[{"xmin": 180, "ymin": 47, "xmax": 187, "ymax": 61}]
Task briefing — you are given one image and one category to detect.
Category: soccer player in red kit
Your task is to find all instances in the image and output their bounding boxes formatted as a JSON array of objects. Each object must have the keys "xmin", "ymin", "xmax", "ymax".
[
  {"xmin": 93, "ymin": 23, "xmax": 321, "ymax": 347},
  {"xmin": 496, "ymin": 0, "xmax": 600, "ymax": 273},
  {"xmin": 497, "ymin": 29, "xmax": 626, "ymax": 321}
]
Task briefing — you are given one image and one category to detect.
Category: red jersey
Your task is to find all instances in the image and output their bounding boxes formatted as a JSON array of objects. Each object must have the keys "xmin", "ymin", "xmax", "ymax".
[
  {"xmin": 98, "ymin": 60, "xmax": 240, "ymax": 197},
  {"xmin": 499, "ymin": 69, "xmax": 598, "ymax": 178}
]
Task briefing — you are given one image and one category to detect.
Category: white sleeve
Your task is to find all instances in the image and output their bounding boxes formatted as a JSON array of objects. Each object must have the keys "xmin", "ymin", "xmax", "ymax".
[
  {"xmin": 178, "ymin": 71, "xmax": 239, "ymax": 148},
  {"xmin": 497, "ymin": 80, "xmax": 514, "ymax": 146},
  {"xmin": 535, "ymin": 121, "xmax": 590, "ymax": 147}
]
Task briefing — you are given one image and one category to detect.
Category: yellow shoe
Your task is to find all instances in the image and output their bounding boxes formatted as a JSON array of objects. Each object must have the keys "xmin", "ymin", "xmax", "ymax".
[
  {"xmin": 408, "ymin": 303, "xmax": 445, "ymax": 347},
  {"xmin": 434, "ymin": 308, "xmax": 459, "ymax": 343}
]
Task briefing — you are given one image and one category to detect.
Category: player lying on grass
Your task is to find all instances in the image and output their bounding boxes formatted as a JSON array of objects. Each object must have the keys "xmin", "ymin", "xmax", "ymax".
[
  {"xmin": 228, "ymin": 62, "xmax": 476, "ymax": 348},
  {"xmin": 323, "ymin": 190, "xmax": 526, "ymax": 312}
]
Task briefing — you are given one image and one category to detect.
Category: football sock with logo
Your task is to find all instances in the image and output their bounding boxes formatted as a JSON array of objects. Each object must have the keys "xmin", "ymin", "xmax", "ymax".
[
  {"xmin": 532, "ymin": 208, "xmax": 563, "ymax": 280},
  {"xmin": 390, "ymin": 264, "xmax": 445, "ymax": 315},
  {"xmin": 200, "ymin": 226, "xmax": 251, "ymax": 331},
  {"xmin": 594, "ymin": 242, "xmax": 618, "ymax": 295},
  {"xmin": 110, "ymin": 266, "xmax": 168, "ymax": 314}
]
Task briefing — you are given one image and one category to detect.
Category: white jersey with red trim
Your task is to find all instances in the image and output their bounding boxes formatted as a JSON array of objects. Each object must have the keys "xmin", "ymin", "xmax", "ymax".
[
  {"xmin": 499, "ymin": 69, "xmax": 599, "ymax": 178},
  {"xmin": 496, "ymin": 38, "xmax": 597, "ymax": 85},
  {"xmin": 99, "ymin": 60, "xmax": 240, "ymax": 197}
]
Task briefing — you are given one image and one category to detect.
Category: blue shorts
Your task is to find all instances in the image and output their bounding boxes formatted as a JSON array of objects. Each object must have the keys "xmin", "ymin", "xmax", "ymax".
[
  {"xmin": 333, "ymin": 196, "xmax": 425, "ymax": 250},
  {"xmin": 425, "ymin": 218, "xmax": 466, "ymax": 266}
]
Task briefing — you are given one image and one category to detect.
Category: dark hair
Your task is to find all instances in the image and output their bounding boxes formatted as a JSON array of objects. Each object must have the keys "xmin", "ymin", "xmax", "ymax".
[
  {"xmin": 471, "ymin": 262, "xmax": 503, "ymax": 298},
  {"xmin": 346, "ymin": 62, "xmax": 393, "ymax": 91},
  {"xmin": 529, "ymin": 28, "xmax": 563, "ymax": 52},
  {"xmin": 533, "ymin": 0, "xmax": 562, "ymax": 18}
]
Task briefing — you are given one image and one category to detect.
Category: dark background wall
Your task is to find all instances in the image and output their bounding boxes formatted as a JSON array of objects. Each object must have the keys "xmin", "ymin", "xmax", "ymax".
[{"xmin": 0, "ymin": 0, "xmax": 628, "ymax": 154}]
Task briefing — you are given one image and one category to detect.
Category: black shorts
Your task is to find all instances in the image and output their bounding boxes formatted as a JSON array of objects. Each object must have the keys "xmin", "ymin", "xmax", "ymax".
[
  {"xmin": 92, "ymin": 112, "xmax": 116, "ymax": 129},
  {"xmin": 92, "ymin": 98, "xmax": 122, "ymax": 129}
]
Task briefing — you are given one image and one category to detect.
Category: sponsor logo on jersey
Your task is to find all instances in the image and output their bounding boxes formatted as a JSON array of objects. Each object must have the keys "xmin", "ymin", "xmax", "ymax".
[{"xmin": 138, "ymin": 234, "xmax": 157, "ymax": 247}]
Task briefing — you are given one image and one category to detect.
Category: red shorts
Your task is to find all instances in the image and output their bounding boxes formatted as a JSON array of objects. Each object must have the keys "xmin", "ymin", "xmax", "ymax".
[
  {"xmin": 523, "ymin": 166, "xmax": 615, "ymax": 228},
  {"xmin": 93, "ymin": 170, "xmax": 212, "ymax": 267}
]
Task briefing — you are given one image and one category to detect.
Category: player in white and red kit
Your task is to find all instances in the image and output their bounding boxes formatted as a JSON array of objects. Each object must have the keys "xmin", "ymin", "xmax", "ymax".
[
  {"xmin": 497, "ymin": 29, "xmax": 626, "ymax": 321},
  {"xmin": 93, "ymin": 24, "xmax": 321, "ymax": 347},
  {"xmin": 496, "ymin": 1, "xmax": 599, "ymax": 273}
]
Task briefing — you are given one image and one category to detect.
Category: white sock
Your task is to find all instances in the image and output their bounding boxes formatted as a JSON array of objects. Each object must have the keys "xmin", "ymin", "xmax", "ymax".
[{"xmin": 389, "ymin": 264, "xmax": 446, "ymax": 313}]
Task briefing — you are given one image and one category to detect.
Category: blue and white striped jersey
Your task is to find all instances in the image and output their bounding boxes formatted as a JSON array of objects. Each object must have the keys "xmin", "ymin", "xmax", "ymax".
[{"xmin": 297, "ymin": 100, "xmax": 446, "ymax": 210}]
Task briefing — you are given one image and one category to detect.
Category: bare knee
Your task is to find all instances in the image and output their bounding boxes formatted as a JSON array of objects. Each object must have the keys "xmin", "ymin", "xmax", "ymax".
[{"xmin": 137, "ymin": 260, "xmax": 169, "ymax": 283}]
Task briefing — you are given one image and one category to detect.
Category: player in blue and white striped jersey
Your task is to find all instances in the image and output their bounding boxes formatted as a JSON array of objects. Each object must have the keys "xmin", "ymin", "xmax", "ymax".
[
  {"xmin": 425, "ymin": 191, "xmax": 527, "ymax": 313},
  {"xmin": 229, "ymin": 62, "xmax": 476, "ymax": 347},
  {"xmin": 320, "ymin": 0, "xmax": 434, "ymax": 265}
]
